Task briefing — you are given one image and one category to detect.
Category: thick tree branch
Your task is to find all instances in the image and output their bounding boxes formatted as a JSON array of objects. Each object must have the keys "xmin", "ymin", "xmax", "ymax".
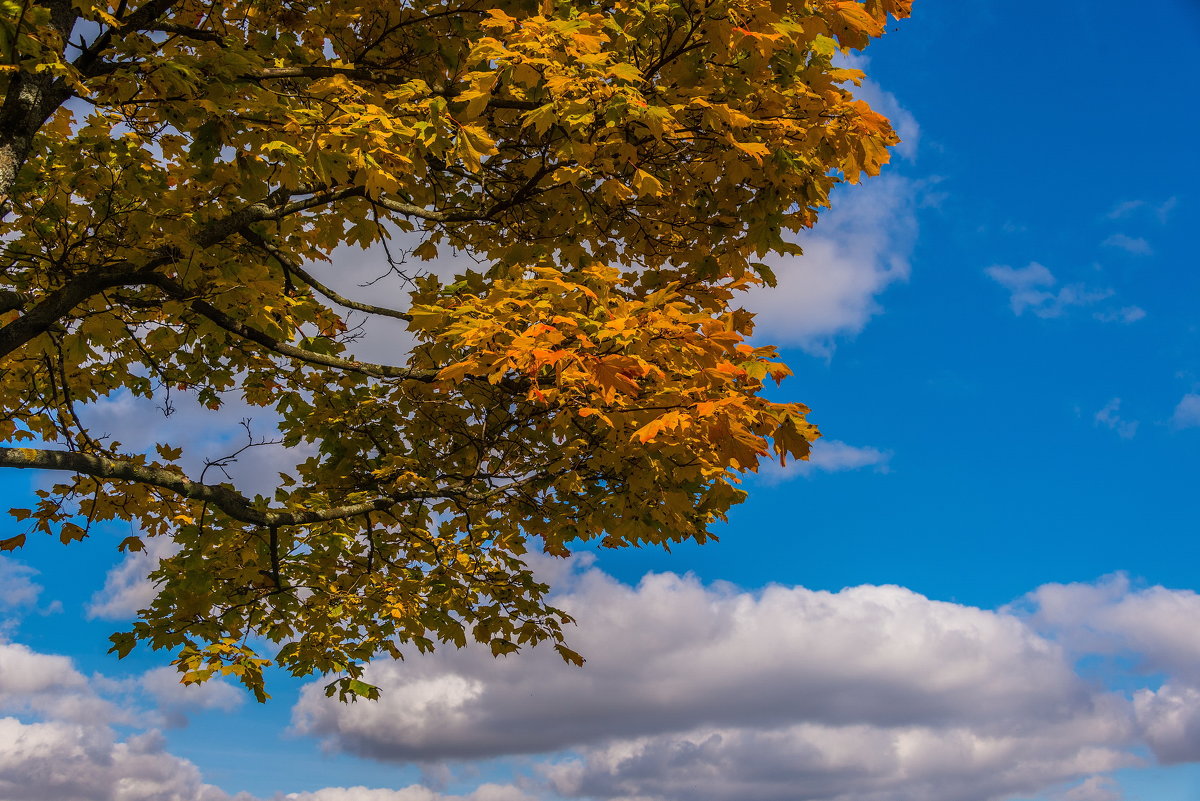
[
  {"xmin": 0, "ymin": 446, "xmax": 483, "ymax": 526},
  {"xmin": 0, "ymin": 188, "xmax": 356, "ymax": 361},
  {"xmin": 72, "ymin": 0, "xmax": 184, "ymax": 76},
  {"xmin": 0, "ymin": 266, "xmax": 148, "ymax": 359}
]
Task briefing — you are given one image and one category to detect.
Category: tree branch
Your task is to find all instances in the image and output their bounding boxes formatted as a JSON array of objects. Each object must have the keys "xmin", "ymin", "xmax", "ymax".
[
  {"xmin": 0, "ymin": 266, "xmax": 149, "ymax": 359},
  {"xmin": 240, "ymin": 229, "xmax": 413, "ymax": 323},
  {"xmin": 0, "ymin": 446, "xmax": 481, "ymax": 526},
  {"xmin": 143, "ymin": 273, "xmax": 435, "ymax": 381}
]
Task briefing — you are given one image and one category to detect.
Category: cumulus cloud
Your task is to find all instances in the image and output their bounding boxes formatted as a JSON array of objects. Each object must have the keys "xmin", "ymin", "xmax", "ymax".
[
  {"xmin": 0, "ymin": 719, "xmax": 236, "ymax": 801},
  {"xmin": 1017, "ymin": 574, "xmax": 1200, "ymax": 685},
  {"xmin": 1171, "ymin": 393, "xmax": 1200, "ymax": 429},
  {"xmin": 543, "ymin": 715, "xmax": 1133, "ymax": 801},
  {"xmin": 0, "ymin": 629, "xmax": 536, "ymax": 801},
  {"xmin": 294, "ymin": 567, "xmax": 1144, "ymax": 801},
  {"xmin": 1017, "ymin": 574, "xmax": 1200, "ymax": 764},
  {"xmin": 311, "ymin": 70, "xmax": 922, "ymax": 362},
  {"xmin": 0, "ymin": 641, "xmax": 255, "ymax": 801},
  {"xmin": 745, "ymin": 174, "xmax": 918, "ymax": 353},
  {"xmin": 1094, "ymin": 399, "xmax": 1139, "ymax": 439},
  {"xmin": 18, "ymin": 563, "xmax": 1200, "ymax": 801},
  {"xmin": 138, "ymin": 666, "xmax": 244, "ymax": 728},
  {"xmin": 985, "ymin": 263, "xmax": 1114, "ymax": 319},
  {"xmin": 0, "ymin": 641, "xmax": 116, "ymax": 724}
]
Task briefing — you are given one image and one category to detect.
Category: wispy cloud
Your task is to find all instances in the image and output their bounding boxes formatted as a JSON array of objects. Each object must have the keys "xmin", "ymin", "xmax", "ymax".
[
  {"xmin": 985, "ymin": 262, "xmax": 1113, "ymax": 319},
  {"xmin": 1106, "ymin": 200, "xmax": 1146, "ymax": 220},
  {"xmin": 986, "ymin": 262, "xmax": 1143, "ymax": 323},
  {"xmin": 1102, "ymin": 233, "xmax": 1153, "ymax": 256},
  {"xmin": 0, "ymin": 557, "xmax": 43, "ymax": 611},
  {"xmin": 1094, "ymin": 398, "xmax": 1139, "ymax": 439},
  {"xmin": 1171, "ymin": 393, "xmax": 1200, "ymax": 430},
  {"xmin": 754, "ymin": 439, "xmax": 891, "ymax": 483},
  {"xmin": 1094, "ymin": 306, "xmax": 1146, "ymax": 324},
  {"xmin": 1106, "ymin": 197, "xmax": 1177, "ymax": 224},
  {"xmin": 87, "ymin": 536, "xmax": 179, "ymax": 620}
]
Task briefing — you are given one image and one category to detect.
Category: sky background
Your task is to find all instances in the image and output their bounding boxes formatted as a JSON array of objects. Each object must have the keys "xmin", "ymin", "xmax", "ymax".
[{"xmin": 3, "ymin": 1, "xmax": 1200, "ymax": 800}]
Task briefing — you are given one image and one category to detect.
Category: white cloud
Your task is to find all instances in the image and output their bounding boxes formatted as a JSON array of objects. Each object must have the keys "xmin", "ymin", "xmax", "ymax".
[
  {"xmin": 738, "ymin": 60, "xmax": 921, "ymax": 353},
  {"xmin": 1171, "ymin": 393, "xmax": 1200, "ymax": 429},
  {"xmin": 75, "ymin": 389, "xmax": 315, "ymax": 499},
  {"xmin": 745, "ymin": 175, "xmax": 918, "ymax": 354},
  {"xmin": 20, "ymin": 562, "xmax": 1200, "ymax": 801},
  {"xmin": 543, "ymin": 714, "xmax": 1133, "ymax": 801},
  {"xmin": 1093, "ymin": 306, "xmax": 1145, "ymax": 325},
  {"xmin": 282, "ymin": 785, "xmax": 537, "ymax": 801},
  {"xmin": 1132, "ymin": 683, "xmax": 1200, "ymax": 764},
  {"xmin": 316, "ymin": 236, "xmax": 480, "ymax": 366},
  {"xmin": 1094, "ymin": 399, "xmax": 1139, "ymax": 440},
  {"xmin": 0, "ymin": 718, "xmax": 236, "ymax": 801},
  {"xmin": 847, "ymin": 68, "xmax": 920, "ymax": 162},
  {"xmin": 801, "ymin": 439, "xmax": 891, "ymax": 473},
  {"xmin": 1106, "ymin": 197, "xmax": 1177, "ymax": 225},
  {"xmin": 88, "ymin": 536, "xmax": 180, "ymax": 620},
  {"xmin": 1156, "ymin": 197, "xmax": 1179, "ymax": 224},
  {"xmin": 985, "ymin": 263, "xmax": 1114, "ymax": 319},
  {"xmin": 1102, "ymin": 234, "xmax": 1152, "ymax": 256},
  {"xmin": 138, "ymin": 666, "xmax": 244, "ymax": 727},
  {"xmin": 0, "ymin": 641, "xmax": 116, "ymax": 724},
  {"xmin": 0, "ymin": 641, "xmax": 251, "ymax": 800},
  {"xmin": 1017, "ymin": 574, "xmax": 1200, "ymax": 764},
  {"xmin": 1017, "ymin": 574, "xmax": 1200, "ymax": 685},
  {"xmin": 294, "ymin": 567, "xmax": 1139, "ymax": 801},
  {"xmin": 0, "ymin": 634, "xmax": 532, "ymax": 801},
  {"xmin": 1106, "ymin": 200, "xmax": 1145, "ymax": 220},
  {"xmin": 754, "ymin": 439, "xmax": 891, "ymax": 483},
  {"xmin": 0, "ymin": 557, "xmax": 42, "ymax": 610},
  {"xmin": 1057, "ymin": 775, "xmax": 1123, "ymax": 801}
]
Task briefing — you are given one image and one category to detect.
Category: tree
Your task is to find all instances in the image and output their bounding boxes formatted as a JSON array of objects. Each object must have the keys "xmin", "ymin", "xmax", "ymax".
[{"xmin": 0, "ymin": 0, "xmax": 912, "ymax": 700}]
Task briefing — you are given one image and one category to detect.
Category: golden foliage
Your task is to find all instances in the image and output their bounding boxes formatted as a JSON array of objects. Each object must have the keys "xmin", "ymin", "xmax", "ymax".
[{"xmin": 0, "ymin": 0, "xmax": 910, "ymax": 699}]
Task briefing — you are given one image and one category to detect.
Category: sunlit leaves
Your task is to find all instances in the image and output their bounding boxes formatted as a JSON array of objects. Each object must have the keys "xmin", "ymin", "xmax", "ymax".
[{"xmin": 0, "ymin": 0, "xmax": 911, "ymax": 700}]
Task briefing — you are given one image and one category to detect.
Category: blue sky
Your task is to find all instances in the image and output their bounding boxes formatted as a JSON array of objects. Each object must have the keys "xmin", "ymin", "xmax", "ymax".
[{"xmin": 2, "ymin": 2, "xmax": 1200, "ymax": 800}]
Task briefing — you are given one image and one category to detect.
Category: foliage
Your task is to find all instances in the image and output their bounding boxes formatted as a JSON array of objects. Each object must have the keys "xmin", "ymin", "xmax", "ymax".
[{"xmin": 0, "ymin": 0, "xmax": 911, "ymax": 700}]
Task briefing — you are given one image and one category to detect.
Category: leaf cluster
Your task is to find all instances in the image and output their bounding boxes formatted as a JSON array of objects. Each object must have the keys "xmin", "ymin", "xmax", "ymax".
[{"xmin": 0, "ymin": 0, "xmax": 911, "ymax": 699}]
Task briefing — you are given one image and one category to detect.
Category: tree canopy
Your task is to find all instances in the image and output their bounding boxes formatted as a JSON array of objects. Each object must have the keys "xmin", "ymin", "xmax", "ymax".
[{"xmin": 0, "ymin": 0, "xmax": 912, "ymax": 700}]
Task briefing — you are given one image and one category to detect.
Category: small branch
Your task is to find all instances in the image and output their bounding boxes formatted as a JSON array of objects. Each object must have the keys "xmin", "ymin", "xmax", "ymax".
[
  {"xmin": 241, "ymin": 229, "xmax": 412, "ymax": 322},
  {"xmin": 143, "ymin": 273, "xmax": 435, "ymax": 381}
]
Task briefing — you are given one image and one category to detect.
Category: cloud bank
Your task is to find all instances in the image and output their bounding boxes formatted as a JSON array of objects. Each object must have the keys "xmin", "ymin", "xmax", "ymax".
[
  {"xmin": 288, "ymin": 564, "xmax": 1200, "ymax": 801},
  {"xmin": 14, "ymin": 563, "xmax": 1200, "ymax": 801}
]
